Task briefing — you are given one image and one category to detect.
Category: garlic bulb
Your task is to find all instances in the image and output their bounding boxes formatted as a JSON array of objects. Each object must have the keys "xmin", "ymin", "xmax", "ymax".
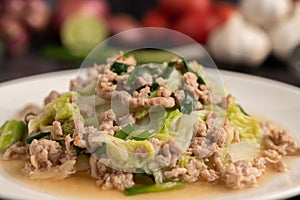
[
  {"xmin": 207, "ymin": 14, "xmax": 271, "ymax": 67},
  {"xmin": 269, "ymin": 2, "xmax": 300, "ymax": 60},
  {"xmin": 240, "ymin": 0, "xmax": 292, "ymax": 28}
]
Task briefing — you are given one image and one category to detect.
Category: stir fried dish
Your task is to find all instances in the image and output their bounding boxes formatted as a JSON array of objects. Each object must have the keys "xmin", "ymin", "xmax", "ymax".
[{"xmin": 0, "ymin": 53, "xmax": 299, "ymax": 196}]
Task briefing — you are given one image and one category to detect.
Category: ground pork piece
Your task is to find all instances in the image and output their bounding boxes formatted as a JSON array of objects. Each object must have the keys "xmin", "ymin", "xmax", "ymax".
[
  {"xmin": 73, "ymin": 118, "xmax": 86, "ymax": 148},
  {"xmin": 113, "ymin": 52, "xmax": 137, "ymax": 68},
  {"xmin": 223, "ymin": 118, "xmax": 239, "ymax": 144},
  {"xmin": 190, "ymin": 136, "xmax": 217, "ymax": 158},
  {"xmin": 155, "ymin": 139, "xmax": 184, "ymax": 167},
  {"xmin": 174, "ymin": 89, "xmax": 185, "ymax": 105},
  {"xmin": 164, "ymin": 157, "xmax": 219, "ymax": 183},
  {"xmin": 135, "ymin": 145, "xmax": 148, "ymax": 158},
  {"xmin": 261, "ymin": 122, "xmax": 300, "ymax": 155},
  {"xmin": 182, "ymin": 70, "xmax": 212, "ymax": 104},
  {"xmin": 63, "ymin": 135, "xmax": 77, "ymax": 161},
  {"xmin": 219, "ymin": 94, "xmax": 232, "ymax": 109},
  {"xmin": 184, "ymin": 157, "xmax": 219, "ymax": 182},
  {"xmin": 253, "ymin": 149, "xmax": 287, "ymax": 173},
  {"xmin": 132, "ymin": 86, "xmax": 150, "ymax": 99},
  {"xmin": 148, "ymin": 138, "xmax": 162, "ymax": 153},
  {"xmin": 206, "ymin": 112, "xmax": 227, "ymax": 147},
  {"xmin": 2, "ymin": 142, "xmax": 28, "ymax": 160},
  {"xmin": 157, "ymin": 86, "xmax": 172, "ymax": 97},
  {"xmin": 89, "ymin": 156, "xmax": 134, "ymax": 191},
  {"xmin": 13, "ymin": 104, "xmax": 42, "ymax": 121},
  {"xmin": 184, "ymin": 72, "xmax": 198, "ymax": 88},
  {"xmin": 70, "ymin": 67, "xmax": 98, "ymax": 91},
  {"xmin": 112, "ymin": 90, "xmax": 131, "ymax": 107},
  {"xmin": 96, "ymin": 171, "xmax": 135, "ymax": 191},
  {"xmin": 79, "ymin": 104, "xmax": 94, "ymax": 117},
  {"xmin": 130, "ymin": 95, "xmax": 175, "ymax": 108},
  {"xmin": 29, "ymin": 139, "xmax": 63, "ymax": 169},
  {"xmin": 116, "ymin": 74, "xmax": 131, "ymax": 91},
  {"xmin": 183, "ymin": 84, "xmax": 199, "ymax": 100},
  {"xmin": 52, "ymin": 121, "xmax": 63, "ymax": 136},
  {"xmin": 221, "ymin": 160, "xmax": 263, "ymax": 189},
  {"xmin": 132, "ymin": 73, "xmax": 153, "ymax": 89},
  {"xmin": 211, "ymin": 148, "xmax": 224, "ymax": 172},
  {"xmin": 117, "ymin": 114, "xmax": 136, "ymax": 126},
  {"xmin": 164, "ymin": 167, "xmax": 187, "ymax": 179},
  {"xmin": 189, "ymin": 112, "xmax": 227, "ymax": 158},
  {"xmin": 96, "ymin": 69, "xmax": 118, "ymax": 100},
  {"xmin": 90, "ymin": 156, "xmax": 110, "ymax": 179},
  {"xmin": 113, "ymin": 86, "xmax": 175, "ymax": 109},
  {"xmin": 44, "ymin": 90, "xmax": 61, "ymax": 105},
  {"xmin": 196, "ymin": 84, "xmax": 212, "ymax": 105},
  {"xmin": 99, "ymin": 109, "xmax": 118, "ymax": 135},
  {"xmin": 194, "ymin": 122, "xmax": 207, "ymax": 137}
]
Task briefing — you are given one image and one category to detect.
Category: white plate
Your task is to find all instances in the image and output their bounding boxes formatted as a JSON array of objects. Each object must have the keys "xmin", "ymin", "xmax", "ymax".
[{"xmin": 0, "ymin": 70, "xmax": 300, "ymax": 200}]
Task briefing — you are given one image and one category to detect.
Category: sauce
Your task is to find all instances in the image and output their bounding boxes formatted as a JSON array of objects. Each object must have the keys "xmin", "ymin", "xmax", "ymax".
[
  {"xmin": 0, "ymin": 117, "xmax": 294, "ymax": 199},
  {"xmin": 0, "ymin": 157, "xmax": 283, "ymax": 200},
  {"xmin": 0, "ymin": 159, "xmax": 246, "ymax": 200}
]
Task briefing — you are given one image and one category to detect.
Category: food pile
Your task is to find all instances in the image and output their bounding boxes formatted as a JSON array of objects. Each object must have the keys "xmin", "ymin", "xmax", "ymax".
[{"xmin": 0, "ymin": 53, "xmax": 300, "ymax": 195}]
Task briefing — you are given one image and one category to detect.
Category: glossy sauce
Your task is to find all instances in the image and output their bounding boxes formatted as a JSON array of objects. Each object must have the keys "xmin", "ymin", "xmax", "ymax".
[
  {"xmin": 0, "ymin": 156, "xmax": 283, "ymax": 200},
  {"xmin": 0, "ymin": 117, "xmax": 292, "ymax": 199}
]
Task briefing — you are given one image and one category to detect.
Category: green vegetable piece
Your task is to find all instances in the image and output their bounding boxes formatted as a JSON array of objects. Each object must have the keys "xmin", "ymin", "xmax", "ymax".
[
  {"xmin": 180, "ymin": 91, "xmax": 197, "ymax": 114},
  {"xmin": 132, "ymin": 130, "xmax": 153, "ymax": 141},
  {"xmin": 25, "ymin": 132, "xmax": 50, "ymax": 144},
  {"xmin": 127, "ymin": 64, "xmax": 158, "ymax": 86},
  {"xmin": 150, "ymin": 82, "xmax": 159, "ymax": 91},
  {"xmin": 61, "ymin": 120, "xmax": 75, "ymax": 135},
  {"xmin": 237, "ymin": 104, "xmax": 249, "ymax": 116},
  {"xmin": 0, "ymin": 121, "xmax": 8, "ymax": 133},
  {"xmin": 93, "ymin": 144, "xmax": 106, "ymax": 157},
  {"xmin": 77, "ymin": 81, "xmax": 97, "ymax": 96},
  {"xmin": 124, "ymin": 182, "xmax": 185, "ymax": 196},
  {"xmin": 110, "ymin": 62, "xmax": 130, "ymax": 75},
  {"xmin": 133, "ymin": 173, "xmax": 154, "ymax": 185},
  {"xmin": 161, "ymin": 61, "xmax": 176, "ymax": 78},
  {"xmin": 160, "ymin": 109, "xmax": 182, "ymax": 134},
  {"xmin": 114, "ymin": 124, "xmax": 134, "ymax": 139},
  {"xmin": 227, "ymin": 102, "xmax": 260, "ymax": 142},
  {"xmin": 0, "ymin": 120, "xmax": 27, "ymax": 150},
  {"xmin": 28, "ymin": 92, "xmax": 83, "ymax": 133},
  {"xmin": 55, "ymin": 102, "xmax": 74, "ymax": 120}
]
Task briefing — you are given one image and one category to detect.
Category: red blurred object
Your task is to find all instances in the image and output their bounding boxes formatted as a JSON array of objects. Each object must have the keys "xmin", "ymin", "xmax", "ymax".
[
  {"xmin": 2, "ymin": 0, "xmax": 27, "ymax": 19},
  {"xmin": 173, "ymin": 10, "xmax": 219, "ymax": 43},
  {"xmin": 214, "ymin": 1, "xmax": 237, "ymax": 25},
  {"xmin": 142, "ymin": 9, "xmax": 170, "ymax": 28},
  {"xmin": 159, "ymin": 0, "xmax": 212, "ymax": 18},
  {"xmin": 52, "ymin": 0, "xmax": 109, "ymax": 30},
  {"xmin": 0, "ymin": 16, "xmax": 29, "ymax": 55},
  {"xmin": 109, "ymin": 13, "xmax": 140, "ymax": 34},
  {"xmin": 2, "ymin": 0, "xmax": 51, "ymax": 31},
  {"xmin": 24, "ymin": 0, "xmax": 51, "ymax": 31}
]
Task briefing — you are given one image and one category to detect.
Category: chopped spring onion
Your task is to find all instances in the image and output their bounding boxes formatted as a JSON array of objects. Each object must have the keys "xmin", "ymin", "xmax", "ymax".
[
  {"xmin": 132, "ymin": 130, "xmax": 153, "ymax": 141},
  {"xmin": 110, "ymin": 62, "xmax": 130, "ymax": 75},
  {"xmin": 0, "ymin": 120, "xmax": 27, "ymax": 150},
  {"xmin": 25, "ymin": 132, "xmax": 50, "ymax": 144},
  {"xmin": 124, "ymin": 182, "xmax": 185, "ymax": 196},
  {"xmin": 114, "ymin": 124, "xmax": 135, "ymax": 140}
]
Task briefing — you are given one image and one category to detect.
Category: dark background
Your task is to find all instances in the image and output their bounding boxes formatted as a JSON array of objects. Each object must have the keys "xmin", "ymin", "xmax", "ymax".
[{"xmin": 0, "ymin": 0, "xmax": 300, "ymax": 87}]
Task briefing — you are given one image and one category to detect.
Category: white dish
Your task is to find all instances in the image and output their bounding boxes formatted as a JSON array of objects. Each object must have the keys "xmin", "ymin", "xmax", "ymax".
[{"xmin": 0, "ymin": 70, "xmax": 300, "ymax": 200}]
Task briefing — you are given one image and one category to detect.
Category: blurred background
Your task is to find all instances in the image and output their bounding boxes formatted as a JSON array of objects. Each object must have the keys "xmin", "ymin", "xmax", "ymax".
[{"xmin": 0, "ymin": 0, "xmax": 300, "ymax": 87}]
